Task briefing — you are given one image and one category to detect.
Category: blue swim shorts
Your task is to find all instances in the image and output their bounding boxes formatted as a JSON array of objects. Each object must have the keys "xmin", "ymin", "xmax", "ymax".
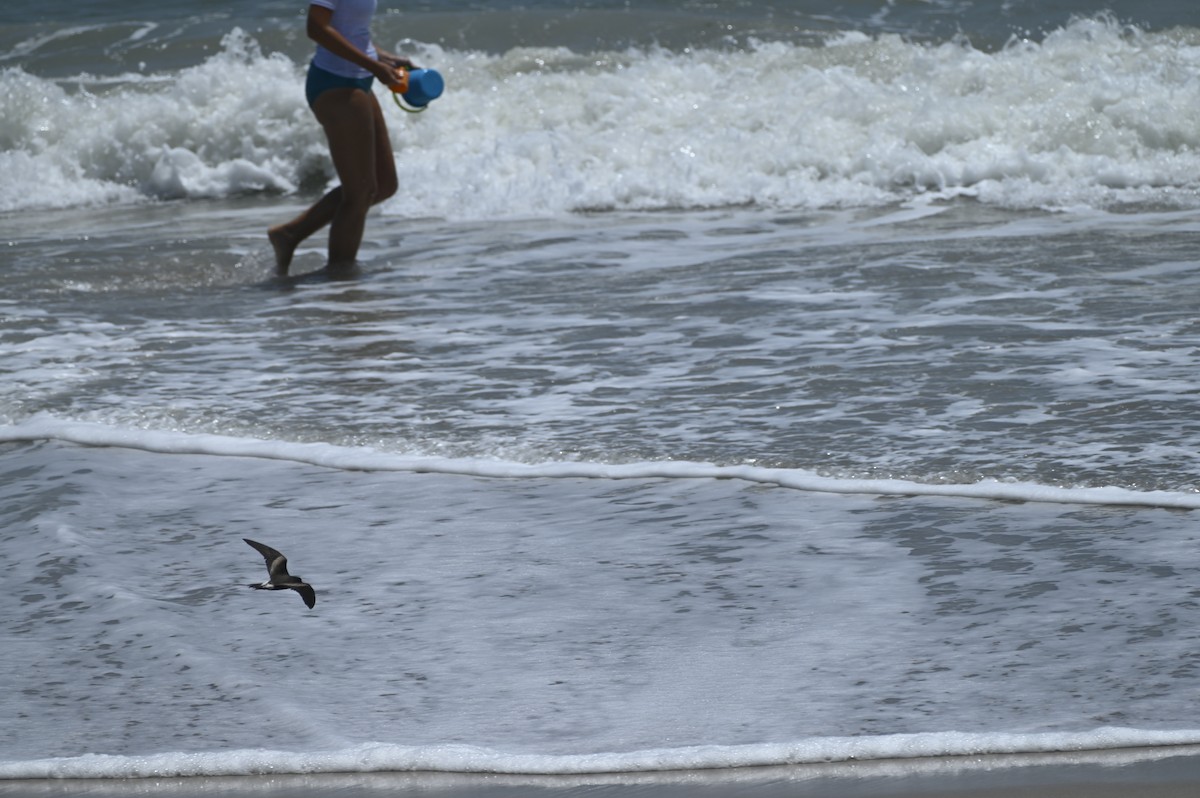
[{"xmin": 305, "ymin": 62, "xmax": 375, "ymax": 108}]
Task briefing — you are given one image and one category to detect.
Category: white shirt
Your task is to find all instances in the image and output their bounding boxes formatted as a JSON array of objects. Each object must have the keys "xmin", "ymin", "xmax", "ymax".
[{"xmin": 310, "ymin": 0, "xmax": 379, "ymax": 78}]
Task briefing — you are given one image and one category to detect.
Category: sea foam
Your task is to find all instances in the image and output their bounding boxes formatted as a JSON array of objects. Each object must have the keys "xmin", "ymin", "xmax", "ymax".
[
  {"xmin": 0, "ymin": 30, "xmax": 310, "ymax": 212},
  {"xmin": 4, "ymin": 17, "xmax": 1200, "ymax": 216},
  {"xmin": 3, "ymin": 728, "xmax": 1200, "ymax": 779},
  {"xmin": 5, "ymin": 416, "xmax": 1200, "ymax": 510}
]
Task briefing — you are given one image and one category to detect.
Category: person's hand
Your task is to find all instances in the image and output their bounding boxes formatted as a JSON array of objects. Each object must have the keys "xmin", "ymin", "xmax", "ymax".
[
  {"xmin": 381, "ymin": 53, "xmax": 417, "ymax": 71},
  {"xmin": 372, "ymin": 60, "xmax": 406, "ymax": 90}
]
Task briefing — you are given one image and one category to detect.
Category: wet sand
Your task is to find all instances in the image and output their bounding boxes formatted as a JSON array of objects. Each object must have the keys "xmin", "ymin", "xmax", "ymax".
[{"xmin": 2, "ymin": 747, "xmax": 1199, "ymax": 797}]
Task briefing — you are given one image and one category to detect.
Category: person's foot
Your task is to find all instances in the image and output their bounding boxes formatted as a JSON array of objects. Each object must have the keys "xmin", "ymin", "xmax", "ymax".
[
  {"xmin": 325, "ymin": 260, "xmax": 362, "ymax": 281},
  {"xmin": 268, "ymin": 226, "xmax": 298, "ymax": 275}
]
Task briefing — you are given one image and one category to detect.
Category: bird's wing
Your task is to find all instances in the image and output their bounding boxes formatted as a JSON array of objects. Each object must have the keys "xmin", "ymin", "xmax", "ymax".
[
  {"xmin": 294, "ymin": 583, "xmax": 317, "ymax": 609},
  {"xmin": 244, "ymin": 538, "xmax": 290, "ymax": 573},
  {"xmin": 243, "ymin": 538, "xmax": 282, "ymax": 562},
  {"xmin": 267, "ymin": 555, "xmax": 292, "ymax": 580}
]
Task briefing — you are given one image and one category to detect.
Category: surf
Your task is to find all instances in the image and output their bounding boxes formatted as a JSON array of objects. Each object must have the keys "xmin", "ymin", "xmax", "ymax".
[
  {"xmin": 5, "ymin": 17, "xmax": 1200, "ymax": 216},
  {"xmin": 5, "ymin": 416, "xmax": 1200, "ymax": 510},
  {"xmin": 6, "ymin": 728, "xmax": 1200, "ymax": 779}
]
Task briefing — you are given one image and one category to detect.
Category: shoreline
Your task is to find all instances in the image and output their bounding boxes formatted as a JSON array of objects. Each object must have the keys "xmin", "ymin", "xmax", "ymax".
[{"xmin": 4, "ymin": 747, "xmax": 1200, "ymax": 797}]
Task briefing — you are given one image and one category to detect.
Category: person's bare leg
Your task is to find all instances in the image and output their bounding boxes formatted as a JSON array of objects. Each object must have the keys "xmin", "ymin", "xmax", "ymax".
[
  {"xmin": 268, "ymin": 188, "xmax": 341, "ymax": 275},
  {"xmin": 313, "ymin": 88, "xmax": 381, "ymax": 276},
  {"xmin": 369, "ymin": 92, "xmax": 398, "ymax": 205},
  {"xmin": 267, "ymin": 88, "xmax": 395, "ymax": 277},
  {"xmin": 318, "ymin": 94, "xmax": 397, "ymax": 279}
]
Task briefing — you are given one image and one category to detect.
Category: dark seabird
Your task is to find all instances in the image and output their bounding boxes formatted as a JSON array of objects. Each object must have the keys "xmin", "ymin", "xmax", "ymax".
[{"xmin": 244, "ymin": 538, "xmax": 317, "ymax": 609}]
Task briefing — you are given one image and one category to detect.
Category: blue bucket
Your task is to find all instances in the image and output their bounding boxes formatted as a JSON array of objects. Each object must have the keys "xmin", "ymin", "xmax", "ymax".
[{"xmin": 401, "ymin": 68, "xmax": 444, "ymax": 109}]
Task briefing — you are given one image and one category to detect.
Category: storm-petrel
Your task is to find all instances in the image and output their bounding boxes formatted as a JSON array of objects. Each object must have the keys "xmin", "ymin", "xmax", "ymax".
[{"xmin": 244, "ymin": 538, "xmax": 317, "ymax": 609}]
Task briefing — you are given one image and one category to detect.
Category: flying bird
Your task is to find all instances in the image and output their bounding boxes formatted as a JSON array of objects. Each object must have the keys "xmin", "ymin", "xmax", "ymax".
[{"xmin": 244, "ymin": 538, "xmax": 317, "ymax": 609}]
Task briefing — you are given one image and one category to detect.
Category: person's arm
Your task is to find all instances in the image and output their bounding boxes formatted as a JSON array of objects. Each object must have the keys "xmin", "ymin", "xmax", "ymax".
[
  {"xmin": 376, "ymin": 48, "xmax": 417, "ymax": 71},
  {"xmin": 307, "ymin": 5, "xmax": 404, "ymax": 86}
]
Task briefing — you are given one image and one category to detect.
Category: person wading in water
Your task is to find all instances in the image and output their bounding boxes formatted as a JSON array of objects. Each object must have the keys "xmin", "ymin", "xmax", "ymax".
[{"xmin": 269, "ymin": 0, "xmax": 415, "ymax": 278}]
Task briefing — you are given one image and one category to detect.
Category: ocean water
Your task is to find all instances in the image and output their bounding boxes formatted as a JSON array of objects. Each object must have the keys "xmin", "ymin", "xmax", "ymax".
[{"xmin": 5, "ymin": 0, "xmax": 1200, "ymax": 787}]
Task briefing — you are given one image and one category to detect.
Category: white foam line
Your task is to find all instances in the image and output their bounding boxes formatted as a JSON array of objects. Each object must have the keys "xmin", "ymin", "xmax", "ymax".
[
  {"xmin": 3, "ymin": 417, "xmax": 1199, "ymax": 509},
  {"xmin": 2, "ymin": 727, "xmax": 1200, "ymax": 779}
]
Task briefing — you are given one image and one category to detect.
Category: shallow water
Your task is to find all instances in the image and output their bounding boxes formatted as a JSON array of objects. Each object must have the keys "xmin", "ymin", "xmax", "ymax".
[
  {"xmin": 7, "ymin": 199, "xmax": 1200, "ymax": 777},
  {"xmin": 4, "ymin": 436, "xmax": 1200, "ymax": 770},
  {"xmin": 7, "ymin": 201, "xmax": 1200, "ymax": 490},
  {"xmin": 5, "ymin": 0, "xmax": 1200, "ymax": 782}
]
